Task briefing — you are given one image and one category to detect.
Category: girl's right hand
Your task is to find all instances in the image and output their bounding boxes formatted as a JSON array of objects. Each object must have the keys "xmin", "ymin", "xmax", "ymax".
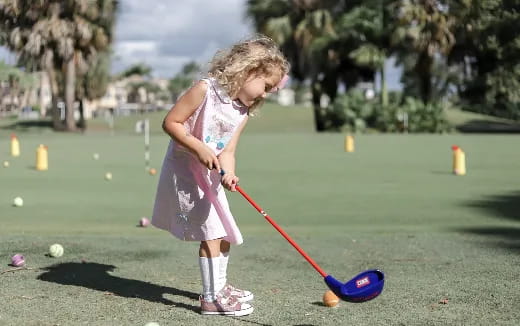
[{"xmin": 196, "ymin": 144, "xmax": 221, "ymax": 171}]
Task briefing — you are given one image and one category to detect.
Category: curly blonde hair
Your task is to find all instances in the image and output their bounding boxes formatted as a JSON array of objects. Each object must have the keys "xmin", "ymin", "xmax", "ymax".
[{"xmin": 207, "ymin": 35, "xmax": 290, "ymax": 112}]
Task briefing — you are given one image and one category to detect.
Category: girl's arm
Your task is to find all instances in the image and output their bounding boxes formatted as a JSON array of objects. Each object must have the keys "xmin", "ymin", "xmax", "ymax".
[
  {"xmin": 219, "ymin": 116, "xmax": 249, "ymax": 191},
  {"xmin": 162, "ymin": 81, "xmax": 220, "ymax": 171}
]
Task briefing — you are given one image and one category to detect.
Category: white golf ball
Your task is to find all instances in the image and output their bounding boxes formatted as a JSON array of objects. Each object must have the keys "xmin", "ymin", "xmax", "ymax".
[
  {"xmin": 13, "ymin": 197, "xmax": 23, "ymax": 207},
  {"xmin": 93, "ymin": 153, "xmax": 100, "ymax": 160},
  {"xmin": 49, "ymin": 244, "xmax": 64, "ymax": 257},
  {"xmin": 3, "ymin": 161, "xmax": 9, "ymax": 167},
  {"xmin": 105, "ymin": 172, "xmax": 112, "ymax": 180}
]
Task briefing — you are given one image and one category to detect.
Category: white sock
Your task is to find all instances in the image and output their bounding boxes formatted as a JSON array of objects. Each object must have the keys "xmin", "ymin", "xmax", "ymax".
[
  {"xmin": 199, "ymin": 256, "xmax": 220, "ymax": 302},
  {"xmin": 218, "ymin": 252, "xmax": 229, "ymax": 292}
]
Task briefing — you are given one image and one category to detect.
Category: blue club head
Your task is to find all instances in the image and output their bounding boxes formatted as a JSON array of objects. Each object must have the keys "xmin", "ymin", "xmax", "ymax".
[{"xmin": 324, "ymin": 270, "xmax": 384, "ymax": 303}]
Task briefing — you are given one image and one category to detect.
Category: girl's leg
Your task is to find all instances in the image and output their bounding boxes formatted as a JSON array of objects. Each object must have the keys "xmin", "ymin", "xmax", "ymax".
[
  {"xmin": 199, "ymin": 238, "xmax": 222, "ymax": 258},
  {"xmin": 218, "ymin": 240, "xmax": 231, "ymax": 291},
  {"xmin": 199, "ymin": 238, "xmax": 254, "ymax": 316},
  {"xmin": 199, "ymin": 239, "xmax": 222, "ymax": 301},
  {"xmin": 217, "ymin": 240, "xmax": 254, "ymax": 302}
]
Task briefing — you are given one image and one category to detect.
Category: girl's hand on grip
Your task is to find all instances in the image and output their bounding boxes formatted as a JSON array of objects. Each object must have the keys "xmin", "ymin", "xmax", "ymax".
[
  {"xmin": 221, "ymin": 173, "xmax": 239, "ymax": 191},
  {"xmin": 196, "ymin": 144, "xmax": 220, "ymax": 171}
]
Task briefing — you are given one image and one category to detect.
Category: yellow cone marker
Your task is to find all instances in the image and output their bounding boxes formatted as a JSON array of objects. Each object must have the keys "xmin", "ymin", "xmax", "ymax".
[
  {"xmin": 10, "ymin": 134, "xmax": 20, "ymax": 157},
  {"xmin": 452, "ymin": 145, "xmax": 466, "ymax": 175},
  {"xmin": 345, "ymin": 135, "xmax": 354, "ymax": 152},
  {"xmin": 36, "ymin": 144, "xmax": 48, "ymax": 171}
]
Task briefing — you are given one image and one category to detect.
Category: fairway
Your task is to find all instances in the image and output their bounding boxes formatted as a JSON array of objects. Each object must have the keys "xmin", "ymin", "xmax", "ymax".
[{"xmin": 1, "ymin": 129, "xmax": 519, "ymax": 325}]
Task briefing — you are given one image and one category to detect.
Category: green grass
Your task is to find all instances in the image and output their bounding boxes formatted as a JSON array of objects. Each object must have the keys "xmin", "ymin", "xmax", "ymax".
[
  {"xmin": 1, "ymin": 131, "xmax": 519, "ymax": 326},
  {"xmin": 0, "ymin": 109, "xmax": 519, "ymax": 325},
  {"xmin": 80, "ymin": 101, "xmax": 315, "ymax": 135}
]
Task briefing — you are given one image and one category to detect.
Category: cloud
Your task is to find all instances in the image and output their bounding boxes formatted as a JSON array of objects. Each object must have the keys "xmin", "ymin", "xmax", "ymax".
[{"xmin": 112, "ymin": 0, "xmax": 253, "ymax": 78}]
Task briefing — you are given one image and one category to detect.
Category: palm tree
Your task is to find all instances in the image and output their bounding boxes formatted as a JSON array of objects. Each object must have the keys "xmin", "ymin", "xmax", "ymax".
[
  {"xmin": 0, "ymin": 0, "xmax": 118, "ymax": 131},
  {"xmin": 1, "ymin": 1, "xmax": 61, "ymax": 128},
  {"xmin": 333, "ymin": 1, "xmax": 390, "ymax": 106},
  {"xmin": 390, "ymin": 0, "xmax": 455, "ymax": 103},
  {"xmin": 76, "ymin": 50, "xmax": 112, "ymax": 130},
  {"xmin": 118, "ymin": 63, "xmax": 153, "ymax": 80},
  {"xmin": 168, "ymin": 61, "xmax": 200, "ymax": 101},
  {"xmin": 247, "ymin": 0, "xmax": 338, "ymax": 131},
  {"xmin": 247, "ymin": 1, "xmax": 396, "ymax": 130},
  {"xmin": 59, "ymin": 0, "xmax": 118, "ymax": 131}
]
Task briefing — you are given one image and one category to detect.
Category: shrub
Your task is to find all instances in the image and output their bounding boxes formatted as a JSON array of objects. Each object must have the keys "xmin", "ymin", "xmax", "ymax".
[{"xmin": 327, "ymin": 91, "xmax": 453, "ymax": 133}]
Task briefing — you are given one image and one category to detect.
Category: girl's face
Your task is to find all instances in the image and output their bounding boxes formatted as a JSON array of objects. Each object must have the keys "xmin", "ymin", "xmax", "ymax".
[{"xmin": 235, "ymin": 72, "xmax": 281, "ymax": 107}]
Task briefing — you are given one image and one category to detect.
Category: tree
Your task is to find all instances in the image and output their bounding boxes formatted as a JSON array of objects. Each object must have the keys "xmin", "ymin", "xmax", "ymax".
[
  {"xmin": 168, "ymin": 61, "xmax": 200, "ymax": 101},
  {"xmin": 0, "ymin": 60, "xmax": 37, "ymax": 114},
  {"xmin": 390, "ymin": 0, "xmax": 456, "ymax": 104},
  {"xmin": 1, "ymin": 1, "xmax": 62, "ymax": 128},
  {"xmin": 59, "ymin": 0, "xmax": 118, "ymax": 131},
  {"xmin": 119, "ymin": 63, "xmax": 153, "ymax": 79},
  {"xmin": 247, "ymin": 0, "xmax": 341, "ymax": 131},
  {"xmin": 247, "ymin": 0, "xmax": 393, "ymax": 131},
  {"xmin": 76, "ymin": 50, "xmax": 112, "ymax": 129},
  {"xmin": 0, "ymin": 0, "xmax": 118, "ymax": 131},
  {"xmin": 449, "ymin": 0, "xmax": 520, "ymax": 120}
]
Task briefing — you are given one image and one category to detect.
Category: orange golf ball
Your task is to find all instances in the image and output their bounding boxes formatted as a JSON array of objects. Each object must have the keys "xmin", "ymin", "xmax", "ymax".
[
  {"xmin": 149, "ymin": 168, "xmax": 157, "ymax": 175},
  {"xmin": 323, "ymin": 290, "xmax": 340, "ymax": 307}
]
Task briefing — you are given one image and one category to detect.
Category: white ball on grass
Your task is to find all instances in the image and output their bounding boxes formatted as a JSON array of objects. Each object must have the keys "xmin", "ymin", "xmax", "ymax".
[
  {"xmin": 13, "ymin": 196, "xmax": 23, "ymax": 207},
  {"xmin": 49, "ymin": 244, "xmax": 64, "ymax": 257}
]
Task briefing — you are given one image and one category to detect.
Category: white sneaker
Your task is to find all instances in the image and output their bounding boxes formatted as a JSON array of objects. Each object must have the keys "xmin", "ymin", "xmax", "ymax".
[
  {"xmin": 200, "ymin": 294, "xmax": 254, "ymax": 316},
  {"xmin": 219, "ymin": 283, "xmax": 254, "ymax": 303}
]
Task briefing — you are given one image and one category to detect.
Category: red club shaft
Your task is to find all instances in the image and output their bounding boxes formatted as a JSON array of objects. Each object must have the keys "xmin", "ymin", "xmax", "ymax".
[{"xmin": 235, "ymin": 185, "xmax": 328, "ymax": 277}]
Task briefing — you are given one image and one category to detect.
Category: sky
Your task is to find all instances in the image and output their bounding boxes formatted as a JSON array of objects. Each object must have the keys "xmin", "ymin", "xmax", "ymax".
[{"xmin": 0, "ymin": 0, "xmax": 401, "ymax": 88}]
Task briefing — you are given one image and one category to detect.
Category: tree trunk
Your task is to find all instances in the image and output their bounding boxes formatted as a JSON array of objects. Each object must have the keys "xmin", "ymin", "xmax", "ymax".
[
  {"xmin": 39, "ymin": 72, "xmax": 47, "ymax": 117},
  {"xmin": 20, "ymin": 86, "xmax": 31, "ymax": 109},
  {"xmin": 311, "ymin": 80, "xmax": 326, "ymax": 132},
  {"xmin": 64, "ymin": 56, "xmax": 76, "ymax": 131},
  {"xmin": 46, "ymin": 68, "xmax": 62, "ymax": 130},
  {"xmin": 78, "ymin": 99, "xmax": 86, "ymax": 131},
  {"xmin": 416, "ymin": 52, "xmax": 433, "ymax": 104},
  {"xmin": 380, "ymin": 59, "xmax": 388, "ymax": 107}
]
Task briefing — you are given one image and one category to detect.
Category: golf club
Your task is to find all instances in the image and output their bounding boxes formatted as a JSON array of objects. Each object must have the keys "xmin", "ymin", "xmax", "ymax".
[{"xmin": 219, "ymin": 170, "xmax": 384, "ymax": 302}]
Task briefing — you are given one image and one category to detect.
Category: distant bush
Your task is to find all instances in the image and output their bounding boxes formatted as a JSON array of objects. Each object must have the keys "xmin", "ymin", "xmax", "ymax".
[
  {"xmin": 326, "ymin": 90, "xmax": 453, "ymax": 133},
  {"xmin": 326, "ymin": 89, "xmax": 373, "ymax": 132}
]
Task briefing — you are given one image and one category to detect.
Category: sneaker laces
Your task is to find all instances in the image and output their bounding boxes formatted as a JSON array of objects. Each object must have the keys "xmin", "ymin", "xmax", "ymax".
[{"xmin": 215, "ymin": 291, "xmax": 239, "ymax": 306}]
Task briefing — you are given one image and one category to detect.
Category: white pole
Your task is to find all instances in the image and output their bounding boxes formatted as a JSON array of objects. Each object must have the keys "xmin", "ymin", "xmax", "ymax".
[{"xmin": 144, "ymin": 118, "xmax": 150, "ymax": 171}]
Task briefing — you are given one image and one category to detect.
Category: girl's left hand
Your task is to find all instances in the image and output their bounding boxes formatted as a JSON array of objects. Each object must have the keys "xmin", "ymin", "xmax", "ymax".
[{"xmin": 221, "ymin": 173, "xmax": 239, "ymax": 192}]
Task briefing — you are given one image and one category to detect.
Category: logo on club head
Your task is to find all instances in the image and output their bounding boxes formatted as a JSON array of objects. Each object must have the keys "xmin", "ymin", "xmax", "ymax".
[{"xmin": 356, "ymin": 276, "xmax": 371, "ymax": 288}]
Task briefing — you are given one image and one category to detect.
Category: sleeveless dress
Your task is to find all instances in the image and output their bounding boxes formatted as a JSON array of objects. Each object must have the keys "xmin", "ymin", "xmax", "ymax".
[{"xmin": 151, "ymin": 78, "xmax": 249, "ymax": 245}]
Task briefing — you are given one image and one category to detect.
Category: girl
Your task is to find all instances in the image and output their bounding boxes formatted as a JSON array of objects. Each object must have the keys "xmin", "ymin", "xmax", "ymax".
[{"xmin": 151, "ymin": 35, "xmax": 289, "ymax": 316}]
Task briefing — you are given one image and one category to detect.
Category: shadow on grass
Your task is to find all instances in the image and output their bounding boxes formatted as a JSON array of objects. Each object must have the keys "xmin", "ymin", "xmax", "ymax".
[
  {"xmin": 456, "ymin": 119, "xmax": 520, "ymax": 133},
  {"xmin": 456, "ymin": 226, "xmax": 520, "ymax": 253},
  {"xmin": 37, "ymin": 262, "xmax": 199, "ymax": 312},
  {"xmin": 465, "ymin": 191, "xmax": 520, "ymax": 222},
  {"xmin": 456, "ymin": 191, "xmax": 520, "ymax": 252}
]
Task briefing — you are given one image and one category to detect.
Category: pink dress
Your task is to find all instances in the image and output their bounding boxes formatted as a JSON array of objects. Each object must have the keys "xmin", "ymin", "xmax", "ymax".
[{"xmin": 151, "ymin": 78, "xmax": 249, "ymax": 245}]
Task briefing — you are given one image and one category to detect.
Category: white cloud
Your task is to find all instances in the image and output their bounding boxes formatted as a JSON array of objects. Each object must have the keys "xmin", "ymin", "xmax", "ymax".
[{"xmin": 111, "ymin": 0, "xmax": 253, "ymax": 77}]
